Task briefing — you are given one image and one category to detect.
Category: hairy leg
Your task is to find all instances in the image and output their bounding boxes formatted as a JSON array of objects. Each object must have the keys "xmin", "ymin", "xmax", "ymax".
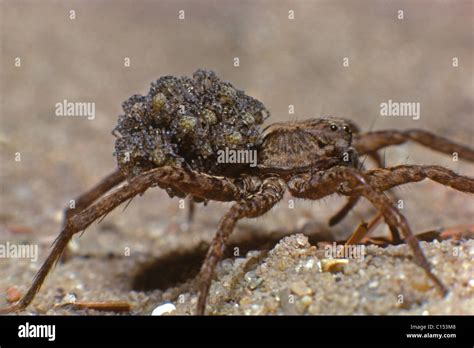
[
  {"xmin": 288, "ymin": 166, "xmax": 448, "ymax": 295},
  {"xmin": 327, "ymin": 151, "xmax": 379, "ymax": 225},
  {"xmin": 330, "ymin": 196, "xmax": 402, "ymax": 244},
  {"xmin": 316, "ymin": 163, "xmax": 473, "ymax": 244},
  {"xmin": 332, "ymin": 128, "xmax": 473, "ymax": 224},
  {"xmin": 64, "ymin": 170, "xmax": 125, "ymax": 220},
  {"xmin": 59, "ymin": 170, "xmax": 126, "ymax": 262},
  {"xmin": 329, "ymin": 151, "xmax": 402, "ymax": 243},
  {"xmin": 1, "ymin": 166, "xmax": 241, "ymax": 313},
  {"xmin": 354, "ymin": 129, "xmax": 474, "ymax": 162},
  {"xmin": 350, "ymin": 129, "xmax": 474, "ymax": 237},
  {"xmin": 330, "ymin": 163, "xmax": 473, "ymax": 241},
  {"xmin": 364, "ymin": 165, "xmax": 474, "ymax": 193},
  {"xmin": 196, "ymin": 177, "xmax": 286, "ymax": 315}
]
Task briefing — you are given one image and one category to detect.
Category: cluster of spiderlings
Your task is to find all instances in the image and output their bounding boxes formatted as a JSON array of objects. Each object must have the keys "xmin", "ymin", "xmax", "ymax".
[{"xmin": 113, "ymin": 69, "xmax": 270, "ymax": 179}]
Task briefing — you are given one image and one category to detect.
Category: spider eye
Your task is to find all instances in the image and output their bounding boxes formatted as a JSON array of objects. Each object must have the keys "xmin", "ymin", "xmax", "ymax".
[
  {"xmin": 330, "ymin": 124, "xmax": 338, "ymax": 131},
  {"xmin": 342, "ymin": 125, "xmax": 351, "ymax": 134}
]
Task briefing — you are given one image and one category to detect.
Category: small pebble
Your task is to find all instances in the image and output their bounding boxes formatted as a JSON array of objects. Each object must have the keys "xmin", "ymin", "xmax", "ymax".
[
  {"xmin": 239, "ymin": 296, "xmax": 252, "ymax": 306},
  {"xmin": 244, "ymin": 271, "xmax": 263, "ymax": 290},
  {"xmin": 290, "ymin": 280, "xmax": 313, "ymax": 296},
  {"xmin": 307, "ymin": 303, "xmax": 320, "ymax": 315},
  {"xmin": 53, "ymin": 210, "xmax": 63, "ymax": 223},
  {"xmin": 411, "ymin": 280, "xmax": 432, "ymax": 292},
  {"xmin": 64, "ymin": 293, "xmax": 77, "ymax": 303},
  {"xmin": 368, "ymin": 281, "xmax": 379, "ymax": 289},
  {"xmin": 304, "ymin": 259, "xmax": 315, "ymax": 269},
  {"xmin": 295, "ymin": 235, "xmax": 308, "ymax": 247},
  {"xmin": 66, "ymin": 238, "xmax": 80, "ymax": 254},
  {"xmin": 152, "ymin": 302, "xmax": 176, "ymax": 316},
  {"xmin": 263, "ymin": 298, "xmax": 280, "ymax": 313},
  {"xmin": 301, "ymin": 295, "xmax": 313, "ymax": 306},
  {"xmin": 277, "ymin": 260, "xmax": 287, "ymax": 271},
  {"xmin": 295, "ymin": 295, "xmax": 313, "ymax": 314},
  {"xmin": 6, "ymin": 287, "xmax": 21, "ymax": 303},
  {"xmin": 319, "ymin": 259, "xmax": 349, "ymax": 273}
]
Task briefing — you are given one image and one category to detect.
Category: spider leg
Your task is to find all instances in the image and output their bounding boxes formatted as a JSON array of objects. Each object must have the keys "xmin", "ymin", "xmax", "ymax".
[
  {"xmin": 351, "ymin": 129, "xmax": 472, "ymax": 239},
  {"xmin": 327, "ymin": 151, "xmax": 381, "ymax": 226},
  {"xmin": 187, "ymin": 199, "xmax": 195, "ymax": 224},
  {"xmin": 364, "ymin": 165, "xmax": 474, "ymax": 193},
  {"xmin": 0, "ymin": 166, "xmax": 241, "ymax": 313},
  {"xmin": 343, "ymin": 211, "xmax": 402, "ymax": 246},
  {"xmin": 328, "ymin": 151, "xmax": 383, "ymax": 225},
  {"xmin": 343, "ymin": 164, "xmax": 474, "ymax": 243},
  {"xmin": 330, "ymin": 183, "xmax": 403, "ymax": 244},
  {"xmin": 323, "ymin": 163, "xmax": 472, "ymax": 245},
  {"xmin": 64, "ymin": 170, "xmax": 125, "ymax": 220},
  {"xmin": 288, "ymin": 166, "xmax": 448, "ymax": 295},
  {"xmin": 344, "ymin": 212, "xmax": 384, "ymax": 247},
  {"xmin": 59, "ymin": 170, "xmax": 126, "ymax": 262},
  {"xmin": 0, "ymin": 172, "xmax": 150, "ymax": 313},
  {"xmin": 329, "ymin": 152, "xmax": 403, "ymax": 243},
  {"xmin": 196, "ymin": 177, "xmax": 286, "ymax": 315},
  {"xmin": 354, "ymin": 129, "xmax": 474, "ymax": 162},
  {"xmin": 328, "ymin": 196, "xmax": 360, "ymax": 226}
]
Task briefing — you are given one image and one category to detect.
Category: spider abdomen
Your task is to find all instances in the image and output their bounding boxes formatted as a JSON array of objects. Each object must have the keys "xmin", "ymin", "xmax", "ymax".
[{"xmin": 113, "ymin": 70, "xmax": 270, "ymax": 179}]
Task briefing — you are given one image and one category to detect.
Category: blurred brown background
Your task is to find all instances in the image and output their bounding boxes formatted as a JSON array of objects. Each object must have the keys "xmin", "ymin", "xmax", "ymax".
[{"xmin": 0, "ymin": 0, "xmax": 473, "ymax": 313}]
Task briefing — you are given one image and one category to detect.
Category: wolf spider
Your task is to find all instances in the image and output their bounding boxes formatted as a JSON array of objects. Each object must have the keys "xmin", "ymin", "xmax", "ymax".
[{"xmin": 2, "ymin": 117, "xmax": 473, "ymax": 315}]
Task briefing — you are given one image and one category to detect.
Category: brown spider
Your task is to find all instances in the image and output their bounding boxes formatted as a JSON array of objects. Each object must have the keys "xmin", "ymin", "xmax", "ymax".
[{"xmin": 2, "ymin": 72, "xmax": 473, "ymax": 315}]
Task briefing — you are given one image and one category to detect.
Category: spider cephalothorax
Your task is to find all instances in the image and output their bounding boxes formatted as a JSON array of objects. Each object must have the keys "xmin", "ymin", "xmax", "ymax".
[
  {"xmin": 3, "ymin": 71, "xmax": 473, "ymax": 316},
  {"xmin": 256, "ymin": 118, "xmax": 359, "ymax": 177}
]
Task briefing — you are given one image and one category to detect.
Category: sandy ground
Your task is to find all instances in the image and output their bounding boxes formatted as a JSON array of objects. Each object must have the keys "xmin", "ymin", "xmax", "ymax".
[{"xmin": 0, "ymin": 0, "xmax": 473, "ymax": 315}]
